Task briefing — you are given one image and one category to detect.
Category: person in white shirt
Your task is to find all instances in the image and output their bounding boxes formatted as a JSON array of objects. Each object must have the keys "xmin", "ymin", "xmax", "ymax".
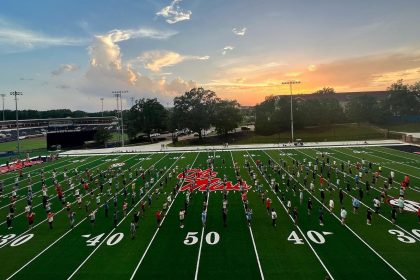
[
  {"xmin": 271, "ymin": 209, "xmax": 277, "ymax": 227},
  {"xmin": 340, "ymin": 207, "xmax": 347, "ymax": 225},
  {"xmin": 329, "ymin": 199, "xmax": 335, "ymax": 212}
]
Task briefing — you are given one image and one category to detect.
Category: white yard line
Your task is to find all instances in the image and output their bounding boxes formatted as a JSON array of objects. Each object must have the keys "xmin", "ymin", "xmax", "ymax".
[
  {"xmin": 129, "ymin": 152, "xmax": 200, "ymax": 280},
  {"xmin": 263, "ymin": 150, "xmax": 407, "ymax": 280},
  {"xmin": 0, "ymin": 156, "xmax": 102, "ymax": 206},
  {"xmin": 296, "ymin": 148, "xmax": 420, "ymax": 242},
  {"xmin": 0, "ymin": 154, "xmax": 137, "ymax": 249},
  {"xmin": 6, "ymin": 218, "xmax": 87, "ymax": 280},
  {"xmin": 343, "ymin": 147, "xmax": 420, "ymax": 180},
  {"xmin": 332, "ymin": 148, "xmax": 420, "ymax": 193},
  {"xmin": 0, "ymin": 155, "xmax": 109, "ymax": 214},
  {"xmin": 229, "ymin": 151, "xmax": 265, "ymax": 280},
  {"xmin": 246, "ymin": 150, "xmax": 333, "ymax": 280},
  {"xmin": 66, "ymin": 152, "xmax": 176, "ymax": 280},
  {"xmin": 366, "ymin": 147, "xmax": 420, "ymax": 169}
]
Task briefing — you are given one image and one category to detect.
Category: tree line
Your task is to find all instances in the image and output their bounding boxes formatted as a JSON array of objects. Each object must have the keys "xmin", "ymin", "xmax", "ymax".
[
  {"xmin": 255, "ymin": 80, "xmax": 420, "ymax": 135},
  {"xmin": 126, "ymin": 87, "xmax": 242, "ymax": 142},
  {"xmin": 0, "ymin": 109, "xmax": 116, "ymax": 121}
]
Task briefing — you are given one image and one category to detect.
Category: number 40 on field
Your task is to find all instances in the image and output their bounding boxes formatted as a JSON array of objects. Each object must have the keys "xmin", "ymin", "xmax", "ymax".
[{"xmin": 288, "ymin": 230, "xmax": 333, "ymax": 245}]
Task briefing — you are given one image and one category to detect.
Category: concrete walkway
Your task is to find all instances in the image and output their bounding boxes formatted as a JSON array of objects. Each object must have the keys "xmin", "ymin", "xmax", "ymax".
[{"xmin": 60, "ymin": 139, "xmax": 407, "ymax": 156}]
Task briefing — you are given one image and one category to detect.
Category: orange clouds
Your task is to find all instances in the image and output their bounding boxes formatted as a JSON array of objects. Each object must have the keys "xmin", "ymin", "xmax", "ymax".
[{"xmin": 207, "ymin": 50, "xmax": 420, "ymax": 105}]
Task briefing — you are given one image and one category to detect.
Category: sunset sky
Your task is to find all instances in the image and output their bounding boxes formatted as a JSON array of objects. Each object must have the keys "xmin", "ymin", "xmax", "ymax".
[{"xmin": 1, "ymin": 0, "xmax": 420, "ymax": 111}]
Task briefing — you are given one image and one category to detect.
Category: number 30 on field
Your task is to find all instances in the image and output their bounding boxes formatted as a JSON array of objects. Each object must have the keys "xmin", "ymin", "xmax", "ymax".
[{"xmin": 184, "ymin": 232, "xmax": 220, "ymax": 245}]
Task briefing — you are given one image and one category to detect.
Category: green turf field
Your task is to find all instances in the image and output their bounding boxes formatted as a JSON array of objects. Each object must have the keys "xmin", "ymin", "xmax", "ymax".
[{"xmin": 0, "ymin": 145, "xmax": 419, "ymax": 279}]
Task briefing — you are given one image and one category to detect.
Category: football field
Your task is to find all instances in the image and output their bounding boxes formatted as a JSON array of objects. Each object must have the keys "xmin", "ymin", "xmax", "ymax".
[{"xmin": 0, "ymin": 145, "xmax": 419, "ymax": 279}]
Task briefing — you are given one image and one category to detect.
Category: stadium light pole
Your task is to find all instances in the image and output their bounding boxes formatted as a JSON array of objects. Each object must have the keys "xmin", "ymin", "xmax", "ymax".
[
  {"xmin": 100, "ymin": 97, "xmax": 104, "ymax": 117},
  {"xmin": 0, "ymin": 93, "xmax": 5, "ymax": 121},
  {"xmin": 282, "ymin": 80, "xmax": 300, "ymax": 143},
  {"xmin": 112, "ymin": 90, "xmax": 128, "ymax": 147},
  {"xmin": 10, "ymin": 91, "xmax": 23, "ymax": 154}
]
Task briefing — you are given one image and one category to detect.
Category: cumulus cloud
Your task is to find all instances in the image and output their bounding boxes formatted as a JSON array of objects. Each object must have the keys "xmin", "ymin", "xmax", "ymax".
[
  {"xmin": 0, "ymin": 17, "xmax": 87, "ymax": 53},
  {"xmin": 80, "ymin": 29, "xmax": 198, "ymax": 104},
  {"xmin": 52, "ymin": 64, "xmax": 80, "ymax": 76},
  {"xmin": 156, "ymin": 0, "xmax": 192, "ymax": 24},
  {"xmin": 222, "ymin": 46, "xmax": 234, "ymax": 55},
  {"xmin": 232, "ymin": 27, "xmax": 247, "ymax": 36},
  {"xmin": 137, "ymin": 50, "xmax": 209, "ymax": 72}
]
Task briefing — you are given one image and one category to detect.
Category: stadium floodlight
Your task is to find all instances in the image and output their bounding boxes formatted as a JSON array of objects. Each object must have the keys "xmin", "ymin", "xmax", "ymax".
[
  {"xmin": 112, "ymin": 90, "xmax": 128, "ymax": 147},
  {"xmin": 0, "ymin": 93, "xmax": 5, "ymax": 121},
  {"xmin": 10, "ymin": 91, "xmax": 23, "ymax": 154},
  {"xmin": 282, "ymin": 80, "xmax": 300, "ymax": 143},
  {"xmin": 100, "ymin": 98, "xmax": 104, "ymax": 117}
]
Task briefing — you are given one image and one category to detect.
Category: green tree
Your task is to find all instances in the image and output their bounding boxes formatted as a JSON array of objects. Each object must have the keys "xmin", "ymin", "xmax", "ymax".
[
  {"xmin": 384, "ymin": 80, "xmax": 420, "ymax": 116},
  {"xmin": 213, "ymin": 100, "xmax": 242, "ymax": 136},
  {"xmin": 346, "ymin": 95, "xmax": 381, "ymax": 123},
  {"xmin": 93, "ymin": 128, "xmax": 112, "ymax": 146},
  {"xmin": 126, "ymin": 98, "xmax": 167, "ymax": 141},
  {"xmin": 313, "ymin": 87, "xmax": 336, "ymax": 95},
  {"xmin": 172, "ymin": 88, "xmax": 219, "ymax": 140}
]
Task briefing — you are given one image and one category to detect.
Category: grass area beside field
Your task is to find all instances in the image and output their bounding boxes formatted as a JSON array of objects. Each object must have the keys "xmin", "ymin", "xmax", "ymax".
[
  {"xmin": 381, "ymin": 122, "xmax": 420, "ymax": 133},
  {"xmin": 0, "ymin": 136, "xmax": 47, "ymax": 153},
  {"xmin": 171, "ymin": 123, "xmax": 388, "ymax": 147}
]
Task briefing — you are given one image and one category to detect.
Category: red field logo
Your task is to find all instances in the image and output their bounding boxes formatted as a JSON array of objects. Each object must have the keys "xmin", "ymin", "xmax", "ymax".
[
  {"xmin": 386, "ymin": 198, "xmax": 420, "ymax": 213},
  {"xmin": 177, "ymin": 168, "xmax": 250, "ymax": 192}
]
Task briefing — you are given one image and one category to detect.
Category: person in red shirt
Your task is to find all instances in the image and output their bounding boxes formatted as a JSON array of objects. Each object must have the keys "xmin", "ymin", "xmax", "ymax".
[
  {"xmin": 27, "ymin": 212, "xmax": 35, "ymax": 229},
  {"xmin": 320, "ymin": 176, "xmax": 325, "ymax": 187},
  {"xmin": 404, "ymin": 175, "xmax": 410, "ymax": 188},
  {"xmin": 266, "ymin": 198, "xmax": 271, "ymax": 215},
  {"xmin": 241, "ymin": 191, "xmax": 247, "ymax": 203},
  {"xmin": 156, "ymin": 210, "xmax": 162, "ymax": 227}
]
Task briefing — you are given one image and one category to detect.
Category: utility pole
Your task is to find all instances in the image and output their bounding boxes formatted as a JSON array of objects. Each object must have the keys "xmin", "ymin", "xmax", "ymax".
[
  {"xmin": 112, "ymin": 90, "xmax": 128, "ymax": 147},
  {"xmin": 0, "ymin": 94, "xmax": 5, "ymax": 121},
  {"xmin": 10, "ymin": 91, "xmax": 23, "ymax": 154},
  {"xmin": 282, "ymin": 81, "xmax": 300, "ymax": 143},
  {"xmin": 100, "ymin": 97, "xmax": 104, "ymax": 117}
]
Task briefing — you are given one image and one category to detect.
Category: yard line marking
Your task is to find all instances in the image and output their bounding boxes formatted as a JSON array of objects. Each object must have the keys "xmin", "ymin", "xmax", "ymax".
[
  {"xmin": 194, "ymin": 224, "xmax": 206, "ymax": 280},
  {"xmin": 331, "ymin": 148, "xmax": 420, "ymax": 194},
  {"xmin": 194, "ymin": 150, "xmax": 212, "ymax": 280},
  {"xmin": 66, "ymin": 152, "xmax": 174, "ymax": 280},
  {"xmin": 0, "ymin": 156, "xmax": 74, "ymax": 188},
  {"xmin": 297, "ymin": 148, "xmax": 420, "ymax": 242},
  {"xmin": 2, "ymin": 152, "xmax": 146, "ymax": 279},
  {"xmin": 0, "ymin": 153, "xmax": 137, "ymax": 249},
  {"xmin": 129, "ymin": 152, "xmax": 200, "ymax": 280},
  {"xmin": 342, "ymin": 147, "xmax": 420, "ymax": 182},
  {"xmin": 0, "ymin": 155, "xmax": 107, "ymax": 210},
  {"xmin": 246, "ymin": 150, "xmax": 333, "ymax": 280},
  {"xmin": 6, "ymin": 218, "xmax": 87, "ymax": 280},
  {"xmin": 263, "ymin": 150, "xmax": 407, "ymax": 280},
  {"xmin": 229, "ymin": 151, "xmax": 264, "ymax": 280},
  {"xmin": 366, "ymin": 147, "xmax": 420, "ymax": 171}
]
